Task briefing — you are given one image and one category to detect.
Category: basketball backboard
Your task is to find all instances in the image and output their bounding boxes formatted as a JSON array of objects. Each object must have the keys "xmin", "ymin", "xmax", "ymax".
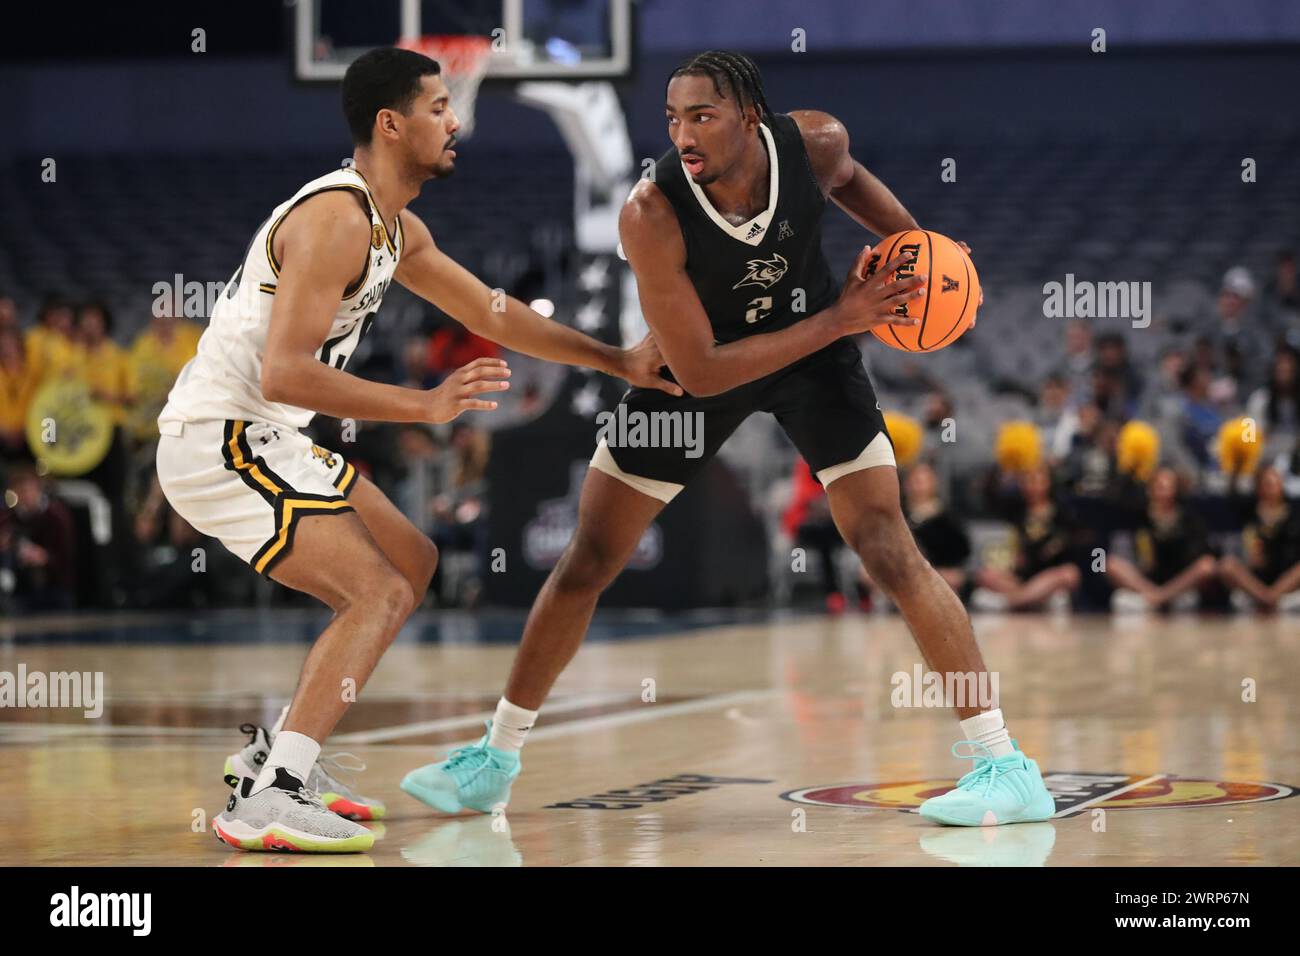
[{"xmin": 294, "ymin": 0, "xmax": 634, "ymax": 82}]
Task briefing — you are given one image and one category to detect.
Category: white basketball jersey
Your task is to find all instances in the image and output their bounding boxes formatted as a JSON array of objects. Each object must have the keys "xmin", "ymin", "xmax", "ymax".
[{"xmin": 159, "ymin": 166, "xmax": 403, "ymax": 432}]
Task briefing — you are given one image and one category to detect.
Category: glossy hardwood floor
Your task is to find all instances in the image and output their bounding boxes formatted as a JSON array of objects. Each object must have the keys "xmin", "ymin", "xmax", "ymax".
[{"xmin": 1, "ymin": 610, "xmax": 1296, "ymax": 866}]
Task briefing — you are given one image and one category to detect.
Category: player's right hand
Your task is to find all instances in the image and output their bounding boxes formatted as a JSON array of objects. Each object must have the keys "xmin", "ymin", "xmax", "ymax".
[
  {"xmin": 833, "ymin": 246, "xmax": 927, "ymax": 337},
  {"xmin": 427, "ymin": 357, "xmax": 511, "ymax": 423}
]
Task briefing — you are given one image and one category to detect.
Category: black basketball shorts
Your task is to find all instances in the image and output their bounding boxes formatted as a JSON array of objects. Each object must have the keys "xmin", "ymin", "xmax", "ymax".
[{"xmin": 590, "ymin": 339, "xmax": 895, "ymax": 503}]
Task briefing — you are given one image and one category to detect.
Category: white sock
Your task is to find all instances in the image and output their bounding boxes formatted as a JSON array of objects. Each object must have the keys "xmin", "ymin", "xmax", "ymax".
[
  {"xmin": 253, "ymin": 730, "xmax": 321, "ymax": 791},
  {"xmin": 487, "ymin": 698, "xmax": 538, "ymax": 752},
  {"xmin": 959, "ymin": 708, "xmax": 1015, "ymax": 758},
  {"xmin": 269, "ymin": 704, "xmax": 290, "ymax": 736}
]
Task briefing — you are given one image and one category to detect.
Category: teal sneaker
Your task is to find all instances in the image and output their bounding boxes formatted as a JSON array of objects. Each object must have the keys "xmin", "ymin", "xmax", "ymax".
[
  {"xmin": 918, "ymin": 739, "xmax": 1055, "ymax": 826},
  {"xmin": 400, "ymin": 722, "xmax": 521, "ymax": 814}
]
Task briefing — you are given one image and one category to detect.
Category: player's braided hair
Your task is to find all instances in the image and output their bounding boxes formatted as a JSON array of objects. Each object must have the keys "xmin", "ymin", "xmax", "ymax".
[{"xmin": 669, "ymin": 50, "xmax": 772, "ymax": 123}]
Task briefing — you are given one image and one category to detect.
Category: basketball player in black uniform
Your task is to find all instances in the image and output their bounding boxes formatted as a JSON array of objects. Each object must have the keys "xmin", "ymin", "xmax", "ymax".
[{"xmin": 403, "ymin": 51, "xmax": 1057, "ymax": 827}]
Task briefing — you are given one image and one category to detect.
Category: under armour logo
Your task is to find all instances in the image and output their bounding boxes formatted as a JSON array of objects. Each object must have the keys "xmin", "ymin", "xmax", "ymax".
[
  {"xmin": 744, "ymin": 222, "xmax": 764, "ymax": 240},
  {"xmin": 942, "ymin": 275, "xmax": 959, "ymax": 292},
  {"xmin": 776, "ymin": 219, "xmax": 793, "ymax": 241}
]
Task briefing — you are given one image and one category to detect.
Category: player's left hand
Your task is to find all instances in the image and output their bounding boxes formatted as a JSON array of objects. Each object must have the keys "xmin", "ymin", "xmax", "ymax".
[
  {"xmin": 956, "ymin": 240, "xmax": 984, "ymax": 323},
  {"xmin": 618, "ymin": 334, "xmax": 684, "ymax": 396}
]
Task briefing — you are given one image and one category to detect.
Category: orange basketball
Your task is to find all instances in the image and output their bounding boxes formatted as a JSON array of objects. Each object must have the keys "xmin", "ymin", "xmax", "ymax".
[{"xmin": 862, "ymin": 230, "xmax": 980, "ymax": 352}]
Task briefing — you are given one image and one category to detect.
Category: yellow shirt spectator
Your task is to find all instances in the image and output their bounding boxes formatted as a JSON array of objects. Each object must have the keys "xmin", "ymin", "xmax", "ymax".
[
  {"xmin": 72, "ymin": 338, "xmax": 134, "ymax": 426},
  {"xmin": 126, "ymin": 316, "xmax": 203, "ymax": 441},
  {"xmin": 25, "ymin": 324, "xmax": 80, "ymax": 382},
  {"xmin": 0, "ymin": 334, "xmax": 41, "ymax": 442}
]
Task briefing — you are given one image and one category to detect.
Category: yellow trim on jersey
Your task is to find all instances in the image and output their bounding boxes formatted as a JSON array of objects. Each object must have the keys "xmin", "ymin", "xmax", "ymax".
[
  {"xmin": 265, "ymin": 184, "xmax": 373, "ymax": 278},
  {"xmin": 349, "ymin": 168, "xmax": 398, "ymax": 256},
  {"xmin": 226, "ymin": 421, "xmax": 284, "ymax": 496},
  {"xmin": 252, "ymin": 497, "xmax": 354, "ymax": 575},
  {"xmin": 334, "ymin": 461, "xmax": 358, "ymax": 494},
  {"xmin": 258, "ymin": 283, "xmax": 277, "ymax": 296}
]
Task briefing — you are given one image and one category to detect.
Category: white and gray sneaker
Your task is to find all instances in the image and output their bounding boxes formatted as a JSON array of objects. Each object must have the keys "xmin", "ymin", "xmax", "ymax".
[
  {"xmin": 1110, "ymin": 589, "xmax": 1150, "ymax": 614},
  {"xmin": 1277, "ymin": 591, "xmax": 1300, "ymax": 613},
  {"xmin": 970, "ymin": 587, "xmax": 1010, "ymax": 612},
  {"xmin": 224, "ymin": 723, "xmax": 386, "ymax": 821},
  {"xmin": 214, "ymin": 767, "xmax": 374, "ymax": 853}
]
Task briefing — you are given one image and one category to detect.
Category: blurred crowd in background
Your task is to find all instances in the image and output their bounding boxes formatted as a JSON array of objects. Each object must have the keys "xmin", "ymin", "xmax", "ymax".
[
  {"xmin": 785, "ymin": 252, "xmax": 1300, "ymax": 615},
  {"xmin": 2, "ymin": 248, "xmax": 1298, "ymax": 617},
  {"xmin": 0, "ymin": 292, "xmax": 500, "ymax": 615}
]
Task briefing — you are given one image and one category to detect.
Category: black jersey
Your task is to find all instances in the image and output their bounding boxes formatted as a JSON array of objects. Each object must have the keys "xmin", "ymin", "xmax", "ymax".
[
  {"xmin": 652, "ymin": 112, "xmax": 838, "ymax": 345},
  {"xmin": 1134, "ymin": 507, "xmax": 1209, "ymax": 584}
]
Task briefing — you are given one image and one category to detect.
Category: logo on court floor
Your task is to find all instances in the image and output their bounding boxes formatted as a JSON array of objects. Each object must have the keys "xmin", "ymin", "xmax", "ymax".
[
  {"xmin": 781, "ymin": 773, "xmax": 1296, "ymax": 816},
  {"xmin": 550, "ymin": 773, "xmax": 772, "ymax": 810}
]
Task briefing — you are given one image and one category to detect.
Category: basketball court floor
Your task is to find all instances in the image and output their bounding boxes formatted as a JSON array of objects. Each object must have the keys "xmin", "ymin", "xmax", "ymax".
[{"xmin": 1, "ymin": 609, "xmax": 1296, "ymax": 866}]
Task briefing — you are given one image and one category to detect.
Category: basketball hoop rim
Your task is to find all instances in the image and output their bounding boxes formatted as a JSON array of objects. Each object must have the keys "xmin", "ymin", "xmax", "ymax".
[{"xmin": 396, "ymin": 35, "xmax": 493, "ymax": 76}]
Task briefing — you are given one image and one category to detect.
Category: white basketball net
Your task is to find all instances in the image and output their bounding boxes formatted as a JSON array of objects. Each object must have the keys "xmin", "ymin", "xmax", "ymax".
[{"xmin": 396, "ymin": 35, "xmax": 493, "ymax": 139}]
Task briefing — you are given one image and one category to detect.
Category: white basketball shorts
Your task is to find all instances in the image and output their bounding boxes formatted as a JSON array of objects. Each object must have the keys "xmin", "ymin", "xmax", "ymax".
[{"xmin": 156, "ymin": 418, "xmax": 359, "ymax": 577}]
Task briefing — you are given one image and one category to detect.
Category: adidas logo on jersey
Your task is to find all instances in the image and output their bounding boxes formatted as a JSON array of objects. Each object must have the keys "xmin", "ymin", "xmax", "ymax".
[{"xmin": 744, "ymin": 222, "xmax": 765, "ymax": 240}]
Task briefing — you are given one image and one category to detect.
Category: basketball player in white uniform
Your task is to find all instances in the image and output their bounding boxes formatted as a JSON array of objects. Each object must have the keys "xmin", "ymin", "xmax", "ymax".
[{"xmin": 156, "ymin": 47, "xmax": 679, "ymax": 852}]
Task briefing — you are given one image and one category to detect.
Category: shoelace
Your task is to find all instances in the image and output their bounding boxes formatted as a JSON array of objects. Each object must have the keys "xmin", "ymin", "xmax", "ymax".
[
  {"xmin": 442, "ymin": 722, "xmax": 497, "ymax": 782},
  {"xmin": 313, "ymin": 752, "xmax": 367, "ymax": 792},
  {"xmin": 949, "ymin": 739, "xmax": 1004, "ymax": 798}
]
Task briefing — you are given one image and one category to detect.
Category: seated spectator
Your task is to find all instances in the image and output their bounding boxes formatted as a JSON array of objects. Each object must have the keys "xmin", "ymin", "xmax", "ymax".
[
  {"xmin": 1054, "ymin": 318, "xmax": 1093, "ymax": 406},
  {"xmin": 1034, "ymin": 373, "xmax": 1076, "ymax": 463},
  {"xmin": 1218, "ymin": 466, "xmax": 1300, "ymax": 612},
  {"xmin": 1094, "ymin": 332, "xmax": 1143, "ymax": 414},
  {"xmin": 1138, "ymin": 347, "xmax": 1189, "ymax": 437},
  {"xmin": 125, "ymin": 304, "xmax": 203, "ymax": 445},
  {"xmin": 1060, "ymin": 402, "xmax": 1119, "ymax": 495},
  {"xmin": 1089, "ymin": 366, "xmax": 1129, "ymax": 421},
  {"xmin": 1206, "ymin": 266, "xmax": 1271, "ymax": 401},
  {"xmin": 0, "ymin": 328, "xmax": 39, "ymax": 464},
  {"xmin": 781, "ymin": 456, "xmax": 867, "ymax": 613},
  {"xmin": 1245, "ymin": 345, "xmax": 1299, "ymax": 467},
  {"xmin": 0, "ymin": 297, "xmax": 17, "ymax": 336},
  {"xmin": 400, "ymin": 336, "xmax": 439, "ymax": 391},
  {"xmin": 0, "ymin": 463, "xmax": 76, "ymax": 613},
  {"xmin": 131, "ymin": 470, "xmax": 248, "ymax": 608},
  {"xmin": 24, "ymin": 297, "xmax": 79, "ymax": 383},
  {"xmin": 1106, "ymin": 466, "xmax": 1218, "ymax": 612},
  {"xmin": 1268, "ymin": 249, "xmax": 1299, "ymax": 334},
  {"xmin": 394, "ymin": 423, "xmax": 452, "ymax": 538},
  {"xmin": 1174, "ymin": 363, "xmax": 1222, "ymax": 471},
  {"xmin": 429, "ymin": 423, "xmax": 492, "ymax": 606},
  {"xmin": 972, "ymin": 464, "xmax": 1082, "ymax": 611},
  {"xmin": 902, "ymin": 460, "xmax": 972, "ymax": 598},
  {"xmin": 73, "ymin": 301, "xmax": 133, "ymax": 426},
  {"xmin": 72, "ymin": 301, "xmax": 135, "ymax": 591}
]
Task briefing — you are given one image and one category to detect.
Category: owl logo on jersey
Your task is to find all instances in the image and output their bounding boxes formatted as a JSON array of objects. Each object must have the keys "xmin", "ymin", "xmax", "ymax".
[
  {"xmin": 732, "ymin": 253, "xmax": 789, "ymax": 291},
  {"xmin": 311, "ymin": 445, "xmax": 338, "ymax": 469}
]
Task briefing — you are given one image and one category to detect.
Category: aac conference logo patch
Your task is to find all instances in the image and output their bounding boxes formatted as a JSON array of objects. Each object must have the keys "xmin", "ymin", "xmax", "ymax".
[{"xmin": 782, "ymin": 772, "xmax": 1296, "ymax": 816}]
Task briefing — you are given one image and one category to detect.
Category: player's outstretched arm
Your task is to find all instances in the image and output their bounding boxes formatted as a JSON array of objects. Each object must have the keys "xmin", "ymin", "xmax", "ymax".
[
  {"xmin": 394, "ymin": 210, "xmax": 681, "ymax": 396},
  {"xmin": 619, "ymin": 181, "xmax": 925, "ymax": 398},
  {"xmin": 262, "ymin": 191, "xmax": 509, "ymax": 424}
]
